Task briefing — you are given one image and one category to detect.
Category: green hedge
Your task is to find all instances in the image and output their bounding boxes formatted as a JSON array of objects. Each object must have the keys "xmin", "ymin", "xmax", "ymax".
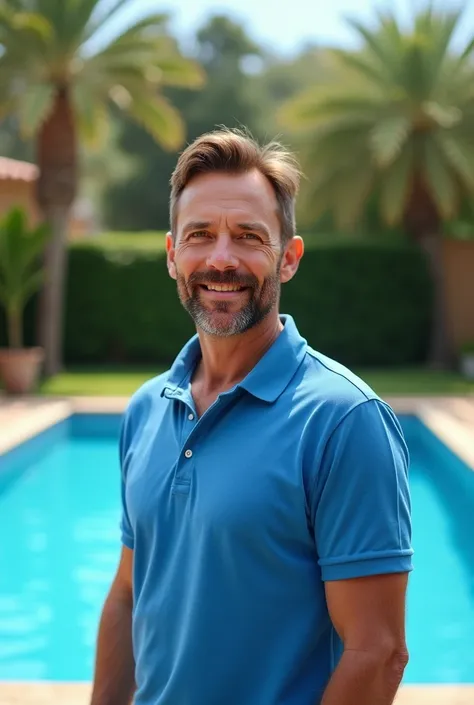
[{"xmin": 0, "ymin": 239, "xmax": 433, "ymax": 366}]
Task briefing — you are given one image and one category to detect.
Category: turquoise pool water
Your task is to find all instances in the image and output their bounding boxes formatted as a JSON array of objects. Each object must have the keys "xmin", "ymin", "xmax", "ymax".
[{"xmin": 0, "ymin": 413, "xmax": 473, "ymax": 683}]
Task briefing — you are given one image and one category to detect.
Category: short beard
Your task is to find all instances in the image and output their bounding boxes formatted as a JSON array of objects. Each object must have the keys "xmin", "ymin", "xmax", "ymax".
[{"xmin": 176, "ymin": 266, "xmax": 281, "ymax": 337}]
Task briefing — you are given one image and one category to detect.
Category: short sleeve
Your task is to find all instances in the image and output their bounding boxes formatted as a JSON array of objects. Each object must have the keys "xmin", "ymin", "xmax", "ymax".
[
  {"xmin": 311, "ymin": 399, "xmax": 413, "ymax": 581},
  {"xmin": 119, "ymin": 412, "xmax": 135, "ymax": 550}
]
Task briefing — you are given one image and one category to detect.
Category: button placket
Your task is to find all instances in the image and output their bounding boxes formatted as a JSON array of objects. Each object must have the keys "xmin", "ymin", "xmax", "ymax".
[
  {"xmin": 172, "ymin": 394, "xmax": 226, "ymax": 495},
  {"xmin": 173, "ymin": 446, "xmax": 194, "ymax": 493}
]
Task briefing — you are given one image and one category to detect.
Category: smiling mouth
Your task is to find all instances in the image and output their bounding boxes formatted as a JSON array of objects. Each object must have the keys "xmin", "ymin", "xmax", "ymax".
[{"xmin": 200, "ymin": 284, "xmax": 247, "ymax": 292}]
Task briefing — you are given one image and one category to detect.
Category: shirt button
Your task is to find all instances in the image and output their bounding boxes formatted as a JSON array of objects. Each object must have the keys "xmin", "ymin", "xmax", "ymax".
[
  {"xmin": 184, "ymin": 449, "xmax": 193, "ymax": 458},
  {"xmin": 188, "ymin": 413, "xmax": 194, "ymax": 421}
]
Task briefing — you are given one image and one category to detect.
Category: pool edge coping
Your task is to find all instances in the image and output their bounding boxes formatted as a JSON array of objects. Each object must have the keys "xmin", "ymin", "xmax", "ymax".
[
  {"xmin": 388, "ymin": 397, "xmax": 474, "ymax": 471},
  {"xmin": 1, "ymin": 395, "xmax": 473, "ymax": 472}
]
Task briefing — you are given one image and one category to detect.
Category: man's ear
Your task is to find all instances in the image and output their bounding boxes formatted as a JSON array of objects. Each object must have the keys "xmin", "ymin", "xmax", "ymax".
[
  {"xmin": 280, "ymin": 235, "xmax": 304, "ymax": 284},
  {"xmin": 166, "ymin": 232, "xmax": 177, "ymax": 280}
]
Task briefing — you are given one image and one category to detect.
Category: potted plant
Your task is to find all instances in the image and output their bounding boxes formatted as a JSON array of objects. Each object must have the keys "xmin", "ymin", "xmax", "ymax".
[
  {"xmin": 459, "ymin": 341, "xmax": 474, "ymax": 381},
  {"xmin": 0, "ymin": 206, "xmax": 51, "ymax": 394}
]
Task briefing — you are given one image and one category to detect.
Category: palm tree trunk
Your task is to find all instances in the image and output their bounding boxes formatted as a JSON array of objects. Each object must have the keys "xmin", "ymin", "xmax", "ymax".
[
  {"xmin": 405, "ymin": 178, "xmax": 454, "ymax": 369},
  {"xmin": 38, "ymin": 206, "xmax": 71, "ymax": 375},
  {"xmin": 36, "ymin": 86, "xmax": 77, "ymax": 377},
  {"xmin": 418, "ymin": 232, "xmax": 454, "ymax": 369}
]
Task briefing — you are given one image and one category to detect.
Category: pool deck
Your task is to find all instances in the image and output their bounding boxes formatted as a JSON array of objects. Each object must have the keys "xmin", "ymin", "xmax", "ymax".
[{"xmin": 1, "ymin": 393, "xmax": 474, "ymax": 704}]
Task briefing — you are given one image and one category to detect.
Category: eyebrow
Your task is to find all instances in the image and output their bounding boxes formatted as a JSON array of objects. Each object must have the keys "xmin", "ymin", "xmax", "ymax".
[
  {"xmin": 182, "ymin": 220, "xmax": 212, "ymax": 233},
  {"xmin": 181, "ymin": 220, "xmax": 271, "ymax": 238},
  {"xmin": 237, "ymin": 222, "xmax": 271, "ymax": 238}
]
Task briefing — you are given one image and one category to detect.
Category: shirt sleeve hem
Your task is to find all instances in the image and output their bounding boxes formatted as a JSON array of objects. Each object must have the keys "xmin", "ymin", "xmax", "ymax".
[
  {"xmin": 121, "ymin": 532, "xmax": 134, "ymax": 550},
  {"xmin": 321, "ymin": 554, "xmax": 413, "ymax": 581}
]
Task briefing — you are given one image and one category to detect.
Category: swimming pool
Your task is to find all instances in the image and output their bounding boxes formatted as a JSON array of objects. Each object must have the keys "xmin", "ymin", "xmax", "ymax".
[{"xmin": 0, "ymin": 413, "xmax": 473, "ymax": 683}]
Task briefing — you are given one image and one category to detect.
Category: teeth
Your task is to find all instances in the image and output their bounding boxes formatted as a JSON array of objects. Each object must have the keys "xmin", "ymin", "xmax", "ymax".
[{"xmin": 206, "ymin": 285, "xmax": 242, "ymax": 291}]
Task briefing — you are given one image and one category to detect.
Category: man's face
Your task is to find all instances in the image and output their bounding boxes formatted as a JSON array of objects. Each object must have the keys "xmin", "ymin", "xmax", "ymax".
[{"xmin": 167, "ymin": 170, "xmax": 303, "ymax": 337}]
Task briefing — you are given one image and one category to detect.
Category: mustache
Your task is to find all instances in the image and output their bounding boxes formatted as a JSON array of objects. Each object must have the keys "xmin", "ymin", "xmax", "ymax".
[{"xmin": 187, "ymin": 271, "xmax": 259, "ymax": 288}]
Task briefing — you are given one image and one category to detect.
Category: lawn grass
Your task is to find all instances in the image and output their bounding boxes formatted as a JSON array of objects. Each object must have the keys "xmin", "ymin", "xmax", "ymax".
[
  {"xmin": 39, "ymin": 367, "xmax": 164, "ymax": 396},
  {"xmin": 355, "ymin": 368, "xmax": 474, "ymax": 396},
  {"xmin": 37, "ymin": 366, "xmax": 474, "ymax": 397}
]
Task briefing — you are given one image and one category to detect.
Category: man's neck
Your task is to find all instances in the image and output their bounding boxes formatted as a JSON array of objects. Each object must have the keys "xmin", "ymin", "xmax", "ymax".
[{"xmin": 193, "ymin": 312, "xmax": 283, "ymax": 395}]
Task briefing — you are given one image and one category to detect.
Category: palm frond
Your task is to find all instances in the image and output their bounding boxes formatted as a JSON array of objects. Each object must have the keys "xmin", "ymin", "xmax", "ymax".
[
  {"xmin": 51, "ymin": 0, "xmax": 101, "ymax": 54},
  {"xmin": 145, "ymin": 56, "xmax": 204, "ymax": 88},
  {"xmin": 0, "ymin": 0, "xmax": 23, "ymax": 11},
  {"xmin": 329, "ymin": 49, "xmax": 388, "ymax": 89},
  {"xmin": 0, "ymin": 7, "xmax": 52, "ymax": 63},
  {"xmin": 345, "ymin": 15, "xmax": 401, "ymax": 74},
  {"xmin": 374, "ymin": 9, "xmax": 403, "ymax": 43},
  {"xmin": 0, "ymin": 92, "xmax": 17, "ymax": 121},
  {"xmin": 414, "ymin": 4, "xmax": 435, "ymax": 35},
  {"xmin": 281, "ymin": 86, "xmax": 384, "ymax": 130},
  {"xmin": 379, "ymin": 145, "xmax": 413, "ymax": 225},
  {"xmin": 305, "ymin": 121, "xmax": 373, "ymax": 166},
  {"xmin": 0, "ymin": 6, "xmax": 53, "ymax": 53},
  {"xmin": 298, "ymin": 170, "xmax": 340, "ymax": 224},
  {"xmin": 84, "ymin": 0, "xmax": 135, "ymax": 42},
  {"xmin": 81, "ymin": 12, "xmax": 204, "ymax": 94},
  {"xmin": 332, "ymin": 165, "xmax": 375, "ymax": 230},
  {"xmin": 370, "ymin": 115, "xmax": 410, "ymax": 167},
  {"xmin": 423, "ymin": 11, "xmax": 461, "ymax": 79},
  {"xmin": 119, "ymin": 90, "xmax": 185, "ymax": 151},
  {"xmin": 16, "ymin": 82, "xmax": 56, "ymax": 138},
  {"xmin": 299, "ymin": 132, "xmax": 373, "ymax": 227},
  {"xmin": 0, "ymin": 7, "xmax": 52, "ymax": 40},
  {"xmin": 458, "ymin": 36, "xmax": 474, "ymax": 63},
  {"xmin": 397, "ymin": 36, "xmax": 429, "ymax": 101},
  {"xmin": 94, "ymin": 12, "xmax": 169, "ymax": 49},
  {"xmin": 423, "ymin": 140, "xmax": 459, "ymax": 219},
  {"xmin": 0, "ymin": 207, "xmax": 51, "ymax": 313},
  {"xmin": 72, "ymin": 82, "xmax": 110, "ymax": 147},
  {"xmin": 423, "ymin": 101, "xmax": 462, "ymax": 129},
  {"xmin": 436, "ymin": 132, "xmax": 474, "ymax": 192},
  {"xmin": 19, "ymin": 269, "xmax": 46, "ymax": 302}
]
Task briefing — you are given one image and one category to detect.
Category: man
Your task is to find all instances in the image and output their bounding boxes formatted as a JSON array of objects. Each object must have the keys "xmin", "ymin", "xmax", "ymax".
[{"xmin": 90, "ymin": 128, "xmax": 413, "ymax": 705}]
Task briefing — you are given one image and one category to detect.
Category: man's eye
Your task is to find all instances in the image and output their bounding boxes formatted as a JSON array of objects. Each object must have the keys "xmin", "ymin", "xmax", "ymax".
[
  {"xmin": 240, "ymin": 233, "xmax": 260, "ymax": 240},
  {"xmin": 189, "ymin": 231, "xmax": 209, "ymax": 238}
]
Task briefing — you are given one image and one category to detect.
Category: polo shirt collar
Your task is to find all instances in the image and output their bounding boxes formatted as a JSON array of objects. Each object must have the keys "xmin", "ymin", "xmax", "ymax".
[{"xmin": 163, "ymin": 314, "xmax": 307, "ymax": 404}]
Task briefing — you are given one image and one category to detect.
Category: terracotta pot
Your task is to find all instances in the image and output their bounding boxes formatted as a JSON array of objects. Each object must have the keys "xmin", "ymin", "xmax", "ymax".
[{"xmin": 0, "ymin": 347, "xmax": 44, "ymax": 394}]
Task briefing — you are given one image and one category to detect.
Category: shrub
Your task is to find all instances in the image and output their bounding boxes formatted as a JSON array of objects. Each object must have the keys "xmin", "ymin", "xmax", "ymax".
[
  {"xmin": 282, "ymin": 240, "xmax": 432, "ymax": 366},
  {"xmin": 0, "ymin": 237, "xmax": 433, "ymax": 367}
]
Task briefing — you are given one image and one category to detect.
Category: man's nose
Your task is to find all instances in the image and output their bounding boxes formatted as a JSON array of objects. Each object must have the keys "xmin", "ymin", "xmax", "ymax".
[{"xmin": 206, "ymin": 235, "xmax": 239, "ymax": 271}]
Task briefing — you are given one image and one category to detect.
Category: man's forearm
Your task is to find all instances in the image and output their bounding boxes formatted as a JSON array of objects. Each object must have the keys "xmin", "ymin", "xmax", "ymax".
[
  {"xmin": 90, "ymin": 590, "xmax": 135, "ymax": 705},
  {"xmin": 321, "ymin": 647, "xmax": 408, "ymax": 705}
]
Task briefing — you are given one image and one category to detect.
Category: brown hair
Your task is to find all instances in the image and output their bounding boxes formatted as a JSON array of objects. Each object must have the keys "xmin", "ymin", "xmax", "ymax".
[{"xmin": 169, "ymin": 127, "xmax": 301, "ymax": 245}]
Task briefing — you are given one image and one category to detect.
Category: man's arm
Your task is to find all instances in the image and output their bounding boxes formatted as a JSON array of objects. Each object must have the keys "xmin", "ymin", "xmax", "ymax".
[
  {"xmin": 307, "ymin": 399, "xmax": 413, "ymax": 704},
  {"xmin": 90, "ymin": 546, "xmax": 135, "ymax": 705},
  {"xmin": 321, "ymin": 572, "xmax": 409, "ymax": 705}
]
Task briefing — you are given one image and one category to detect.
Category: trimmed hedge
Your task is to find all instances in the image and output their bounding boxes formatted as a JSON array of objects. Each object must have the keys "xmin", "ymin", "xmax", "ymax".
[{"xmin": 1, "ymin": 239, "xmax": 433, "ymax": 366}]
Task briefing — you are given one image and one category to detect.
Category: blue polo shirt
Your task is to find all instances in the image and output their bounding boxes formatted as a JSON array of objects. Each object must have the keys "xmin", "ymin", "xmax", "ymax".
[{"xmin": 119, "ymin": 314, "xmax": 413, "ymax": 705}]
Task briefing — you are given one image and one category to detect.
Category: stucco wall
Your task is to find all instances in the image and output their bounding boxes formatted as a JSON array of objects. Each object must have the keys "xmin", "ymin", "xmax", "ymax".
[
  {"xmin": 0, "ymin": 179, "xmax": 40, "ymax": 224},
  {"xmin": 443, "ymin": 239, "xmax": 474, "ymax": 350}
]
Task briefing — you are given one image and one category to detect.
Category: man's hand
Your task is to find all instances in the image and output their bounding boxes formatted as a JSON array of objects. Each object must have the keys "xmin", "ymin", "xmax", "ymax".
[{"xmin": 321, "ymin": 572, "xmax": 409, "ymax": 705}]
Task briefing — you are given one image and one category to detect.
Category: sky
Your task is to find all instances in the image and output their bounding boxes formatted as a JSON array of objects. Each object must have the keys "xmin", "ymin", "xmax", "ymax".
[{"xmin": 114, "ymin": 0, "xmax": 474, "ymax": 57}]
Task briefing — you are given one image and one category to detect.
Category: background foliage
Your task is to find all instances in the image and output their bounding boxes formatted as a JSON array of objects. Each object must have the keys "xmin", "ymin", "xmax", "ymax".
[{"xmin": 0, "ymin": 237, "xmax": 432, "ymax": 366}]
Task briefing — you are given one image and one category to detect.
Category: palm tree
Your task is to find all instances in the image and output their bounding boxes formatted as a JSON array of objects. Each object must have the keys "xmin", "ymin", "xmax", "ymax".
[
  {"xmin": 0, "ymin": 1, "xmax": 204, "ymax": 375},
  {"xmin": 281, "ymin": 7, "xmax": 474, "ymax": 369}
]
